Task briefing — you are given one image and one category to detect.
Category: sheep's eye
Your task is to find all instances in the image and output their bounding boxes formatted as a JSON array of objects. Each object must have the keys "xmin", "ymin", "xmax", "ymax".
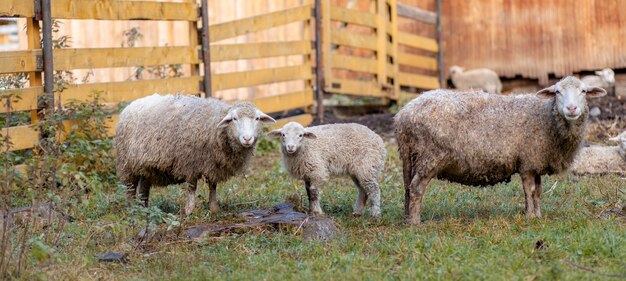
[
  {"xmin": 555, "ymin": 90, "xmax": 561, "ymax": 95},
  {"xmin": 232, "ymin": 117, "xmax": 237, "ymax": 121},
  {"xmin": 281, "ymin": 133, "xmax": 285, "ymax": 137},
  {"xmin": 255, "ymin": 117, "xmax": 260, "ymax": 121},
  {"xmin": 299, "ymin": 134, "xmax": 303, "ymax": 138}
]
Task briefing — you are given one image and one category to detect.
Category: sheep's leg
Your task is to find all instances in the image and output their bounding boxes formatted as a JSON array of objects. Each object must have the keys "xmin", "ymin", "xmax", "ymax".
[
  {"xmin": 208, "ymin": 182, "xmax": 219, "ymax": 212},
  {"xmin": 305, "ymin": 180, "xmax": 324, "ymax": 215},
  {"xmin": 521, "ymin": 174, "xmax": 537, "ymax": 218},
  {"xmin": 185, "ymin": 182, "xmax": 198, "ymax": 216},
  {"xmin": 126, "ymin": 180, "xmax": 138, "ymax": 205},
  {"xmin": 400, "ymin": 147, "xmax": 414, "ymax": 217},
  {"xmin": 533, "ymin": 175, "xmax": 543, "ymax": 218},
  {"xmin": 351, "ymin": 177, "xmax": 367, "ymax": 216},
  {"xmin": 359, "ymin": 178, "xmax": 381, "ymax": 218},
  {"xmin": 137, "ymin": 178, "xmax": 151, "ymax": 208},
  {"xmin": 406, "ymin": 175, "xmax": 431, "ymax": 225}
]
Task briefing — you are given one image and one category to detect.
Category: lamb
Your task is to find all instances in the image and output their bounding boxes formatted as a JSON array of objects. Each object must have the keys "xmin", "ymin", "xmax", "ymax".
[
  {"xmin": 115, "ymin": 94, "xmax": 276, "ymax": 215},
  {"xmin": 268, "ymin": 122, "xmax": 386, "ymax": 217},
  {"xmin": 570, "ymin": 145, "xmax": 626, "ymax": 176},
  {"xmin": 609, "ymin": 131, "xmax": 626, "ymax": 160},
  {"xmin": 582, "ymin": 68, "xmax": 615, "ymax": 96},
  {"xmin": 449, "ymin": 65, "xmax": 503, "ymax": 94},
  {"xmin": 395, "ymin": 76, "xmax": 606, "ymax": 224}
]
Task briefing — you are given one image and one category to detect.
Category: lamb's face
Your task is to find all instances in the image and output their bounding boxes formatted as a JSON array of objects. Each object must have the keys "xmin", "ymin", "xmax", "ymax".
[
  {"xmin": 218, "ymin": 103, "xmax": 276, "ymax": 148},
  {"xmin": 268, "ymin": 122, "xmax": 316, "ymax": 154},
  {"xmin": 596, "ymin": 69, "xmax": 615, "ymax": 84},
  {"xmin": 536, "ymin": 76, "xmax": 606, "ymax": 121}
]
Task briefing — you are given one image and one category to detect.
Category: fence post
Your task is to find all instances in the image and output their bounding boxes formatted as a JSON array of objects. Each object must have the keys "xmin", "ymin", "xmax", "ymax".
[
  {"xmin": 436, "ymin": 0, "xmax": 444, "ymax": 88},
  {"xmin": 200, "ymin": 0, "xmax": 212, "ymax": 97},
  {"xmin": 314, "ymin": 0, "xmax": 324, "ymax": 123}
]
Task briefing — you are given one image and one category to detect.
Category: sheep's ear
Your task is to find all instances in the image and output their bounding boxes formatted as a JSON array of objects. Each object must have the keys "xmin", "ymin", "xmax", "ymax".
[
  {"xmin": 267, "ymin": 129, "xmax": 282, "ymax": 138},
  {"xmin": 536, "ymin": 86, "xmax": 556, "ymax": 99},
  {"xmin": 585, "ymin": 86, "xmax": 606, "ymax": 98},
  {"xmin": 595, "ymin": 70, "xmax": 603, "ymax": 76},
  {"xmin": 303, "ymin": 131, "xmax": 317, "ymax": 139},
  {"xmin": 217, "ymin": 112, "xmax": 233, "ymax": 128},
  {"xmin": 256, "ymin": 110, "xmax": 276, "ymax": 124}
]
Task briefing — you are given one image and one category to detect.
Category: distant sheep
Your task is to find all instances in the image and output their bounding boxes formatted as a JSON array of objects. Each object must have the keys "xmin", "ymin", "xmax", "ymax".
[
  {"xmin": 115, "ymin": 94, "xmax": 275, "ymax": 215},
  {"xmin": 449, "ymin": 65, "xmax": 502, "ymax": 94},
  {"xmin": 395, "ymin": 76, "xmax": 606, "ymax": 224},
  {"xmin": 582, "ymin": 68, "xmax": 615, "ymax": 96},
  {"xmin": 609, "ymin": 131, "xmax": 626, "ymax": 160},
  {"xmin": 570, "ymin": 145, "xmax": 626, "ymax": 176},
  {"xmin": 268, "ymin": 122, "xmax": 386, "ymax": 217}
]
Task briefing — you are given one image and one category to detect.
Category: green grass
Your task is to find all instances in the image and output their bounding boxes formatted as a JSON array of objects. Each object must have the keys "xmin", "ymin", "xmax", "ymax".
[{"xmin": 8, "ymin": 144, "xmax": 626, "ymax": 280}]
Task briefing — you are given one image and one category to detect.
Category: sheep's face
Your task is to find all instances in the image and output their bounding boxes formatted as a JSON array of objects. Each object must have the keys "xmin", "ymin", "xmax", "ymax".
[
  {"xmin": 268, "ymin": 122, "xmax": 316, "ymax": 154},
  {"xmin": 218, "ymin": 103, "xmax": 276, "ymax": 148},
  {"xmin": 596, "ymin": 68, "xmax": 615, "ymax": 84},
  {"xmin": 536, "ymin": 76, "xmax": 606, "ymax": 121},
  {"xmin": 449, "ymin": 66, "xmax": 464, "ymax": 75},
  {"xmin": 610, "ymin": 132, "xmax": 626, "ymax": 153}
]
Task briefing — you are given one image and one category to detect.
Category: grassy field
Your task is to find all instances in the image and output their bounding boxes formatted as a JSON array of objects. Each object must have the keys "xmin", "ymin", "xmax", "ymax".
[{"xmin": 5, "ymin": 142, "xmax": 626, "ymax": 280}]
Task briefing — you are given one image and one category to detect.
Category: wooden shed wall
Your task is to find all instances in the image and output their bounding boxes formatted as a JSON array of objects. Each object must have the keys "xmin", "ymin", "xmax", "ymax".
[{"xmin": 441, "ymin": 0, "xmax": 626, "ymax": 84}]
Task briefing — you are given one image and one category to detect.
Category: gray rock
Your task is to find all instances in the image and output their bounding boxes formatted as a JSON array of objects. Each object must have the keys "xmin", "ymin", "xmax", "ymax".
[{"xmin": 302, "ymin": 218, "xmax": 339, "ymax": 241}]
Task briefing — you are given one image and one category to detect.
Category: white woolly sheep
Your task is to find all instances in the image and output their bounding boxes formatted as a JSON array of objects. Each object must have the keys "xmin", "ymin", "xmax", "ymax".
[
  {"xmin": 570, "ymin": 145, "xmax": 626, "ymax": 176},
  {"xmin": 395, "ymin": 76, "xmax": 606, "ymax": 224},
  {"xmin": 582, "ymin": 68, "xmax": 615, "ymax": 96},
  {"xmin": 609, "ymin": 131, "xmax": 626, "ymax": 160},
  {"xmin": 268, "ymin": 122, "xmax": 386, "ymax": 217},
  {"xmin": 449, "ymin": 65, "xmax": 503, "ymax": 94},
  {"xmin": 115, "ymin": 94, "xmax": 275, "ymax": 215}
]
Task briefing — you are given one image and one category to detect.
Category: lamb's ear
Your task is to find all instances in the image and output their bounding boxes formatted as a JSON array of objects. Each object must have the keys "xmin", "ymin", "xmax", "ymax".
[
  {"xmin": 585, "ymin": 86, "xmax": 606, "ymax": 98},
  {"xmin": 217, "ymin": 112, "xmax": 233, "ymax": 128},
  {"xmin": 303, "ymin": 130, "xmax": 317, "ymax": 139},
  {"xmin": 536, "ymin": 86, "xmax": 556, "ymax": 99},
  {"xmin": 256, "ymin": 110, "xmax": 276, "ymax": 124},
  {"xmin": 595, "ymin": 70, "xmax": 603, "ymax": 76},
  {"xmin": 267, "ymin": 129, "xmax": 282, "ymax": 138}
]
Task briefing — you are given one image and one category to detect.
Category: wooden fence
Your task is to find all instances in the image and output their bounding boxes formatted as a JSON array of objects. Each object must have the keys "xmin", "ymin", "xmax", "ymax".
[{"xmin": 0, "ymin": 0, "xmax": 440, "ymax": 172}]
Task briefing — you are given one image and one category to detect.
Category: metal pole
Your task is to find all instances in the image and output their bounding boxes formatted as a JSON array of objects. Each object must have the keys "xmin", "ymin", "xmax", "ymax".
[
  {"xmin": 314, "ymin": 0, "xmax": 325, "ymax": 123},
  {"xmin": 41, "ymin": 0, "xmax": 56, "ymax": 189},
  {"xmin": 436, "ymin": 0, "xmax": 445, "ymax": 88},
  {"xmin": 200, "ymin": 0, "xmax": 213, "ymax": 97}
]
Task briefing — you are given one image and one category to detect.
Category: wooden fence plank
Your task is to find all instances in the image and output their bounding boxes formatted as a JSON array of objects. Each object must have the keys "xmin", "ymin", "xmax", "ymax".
[
  {"xmin": 331, "ymin": 54, "xmax": 377, "ymax": 73},
  {"xmin": 331, "ymin": 30, "xmax": 378, "ymax": 51},
  {"xmin": 397, "ymin": 32, "xmax": 438, "ymax": 52},
  {"xmin": 397, "ymin": 72, "xmax": 440, "ymax": 89},
  {"xmin": 330, "ymin": 7, "xmax": 377, "ymax": 28},
  {"xmin": 0, "ymin": 87, "xmax": 42, "ymax": 113},
  {"xmin": 270, "ymin": 114, "xmax": 313, "ymax": 130},
  {"xmin": 58, "ymin": 77, "xmax": 202, "ymax": 105},
  {"xmin": 397, "ymin": 3, "xmax": 437, "ymax": 24},
  {"xmin": 0, "ymin": 50, "xmax": 41, "ymax": 74},
  {"xmin": 397, "ymin": 52, "xmax": 438, "ymax": 70},
  {"xmin": 0, "ymin": 1, "xmax": 34, "ymax": 17},
  {"xmin": 212, "ymin": 41, "xmax": 311, "ymax": 62},
  {"xmin": 213, "ymin": 64, "xmax": 312, "ymax": 91},
  {"xmin": 61, "ymin": 114, "xmax": 118, "ymax": 137},
  {"xmin": 328, "ymin": 79, "xmax": 387, "ymax": 97},
  {"xmin": 0, "ymin": 125, "xmax": 39, "ymax": 152},
  {"xmin": 250, "ymin": 89, "xmax": 313, "ymax": 114},
  {"xmin": 54, "ymin": 46, "xmax": 199, "ymax": 70},
  {"xmin": 210, "ymin": 4, "xmax": 312, "ymax": 42},
  {"xmin": 51, "ymin": 0, "xmax": 198, "ymax": 21}
]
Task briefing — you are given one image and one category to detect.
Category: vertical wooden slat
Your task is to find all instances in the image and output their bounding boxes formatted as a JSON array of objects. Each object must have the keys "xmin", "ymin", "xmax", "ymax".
[
  {"xmin": 388, "ymin": 0, "xmax": 400, "ymax": 99},
  {"xmin": 314, "ymin": 0, "xmax": 324, "ymax": 121},
  {"xmin": 376, "ymin": 0, "xmax": 387, "ymax": 89},
  {"xmin": 24, "ymin": 18, "xmax": 43, "ymax": 125},
  {"xmin": 321, "ymin": 0, "xmax": 331, "ymax": 92}
]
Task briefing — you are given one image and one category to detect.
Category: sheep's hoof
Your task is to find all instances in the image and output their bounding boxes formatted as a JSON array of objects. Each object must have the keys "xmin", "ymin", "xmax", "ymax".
[
  {"xmin": 525, "ymin": 212, "xmax": 538, "ymax": 219},
  {"xmin": 310, "ymin": 209, "xmax": 324, "ymax": 216},
  {"xmin": 405, "ymin": 216, "xmax": 421, "ymax": 225},
  {"xmin": 369, "ymin": 210, "xmax": 381, "ymax": 218},
  {"xmin": 351, "ymin": 211, "xmax": 364, "ymax": 216},
  {"xmin": 209, "ymin": 203, "xmax": 220, "ymax": 213}
]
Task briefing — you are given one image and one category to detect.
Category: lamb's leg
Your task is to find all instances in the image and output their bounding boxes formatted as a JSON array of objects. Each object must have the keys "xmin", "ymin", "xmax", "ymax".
[
  {"xmin": 208, "ymin": 182, "xmax": 219, "ymax": 212},
  {"xmin": 305, "ymin": 180, "xmax": 323, "ymax": 215},
  {"xmin": 359, "ymin": 178, "xmax": 381, "ymax": 218},
  {"xmin": 126, "ymin": 179, "xmax": 138, "ymax": 205},
  {"xmin": 533, "ymin": 175, "xmax": 543, "ymax": 218},
  {"xmin": 400, "ymin": 146, "xmax": 414, "ymax": 217},
  {"xmin": 521, "ymin": 174, "xmax": 537, "ymax": 218},
  {"xmin": 185, "ymin": 182, "xmax": 198, "ymax": 216},
  {"xmin": 137, "ymin": 178, "xmax": 151, "ymax": 208},
  {"xmin": 406, "ymin": 175, "xmax": 431, "ymax": 225},
  {"xmin": 351, "ymin": 177, "xmax": 367, "ymax": 216}
]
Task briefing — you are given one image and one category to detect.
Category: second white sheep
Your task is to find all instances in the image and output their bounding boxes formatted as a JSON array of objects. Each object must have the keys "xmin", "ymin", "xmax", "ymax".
[{"xmin": 269, "ymin": 122, "xmax": 386, "ymax": 217}]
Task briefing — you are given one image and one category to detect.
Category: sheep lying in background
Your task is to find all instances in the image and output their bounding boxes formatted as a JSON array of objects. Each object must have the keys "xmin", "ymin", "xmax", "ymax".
[
  {"xmin": 610, "ymin": 131, "xmax": 626, "ymax": 159},
  {"xmin": 395, "ymin": 76, "xmax": 606, "ymax": 224},
  {"xmin": 582, "ymin": 68, "xmax": 615, "ymax": 96},
  {"xmin": 268, "ymin": 122, "xmax": 386, "ymax": 217},
  {"xmin": 570, "ymin": 144, "xmax": 626, "ymax": 176},
  {"xmin": 115, "ymin": 94, "xmax": 275, "ymax": 215},
  {"xmin": 449, "ymin": 65, "xmax": 502, "ymax": 94}
]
